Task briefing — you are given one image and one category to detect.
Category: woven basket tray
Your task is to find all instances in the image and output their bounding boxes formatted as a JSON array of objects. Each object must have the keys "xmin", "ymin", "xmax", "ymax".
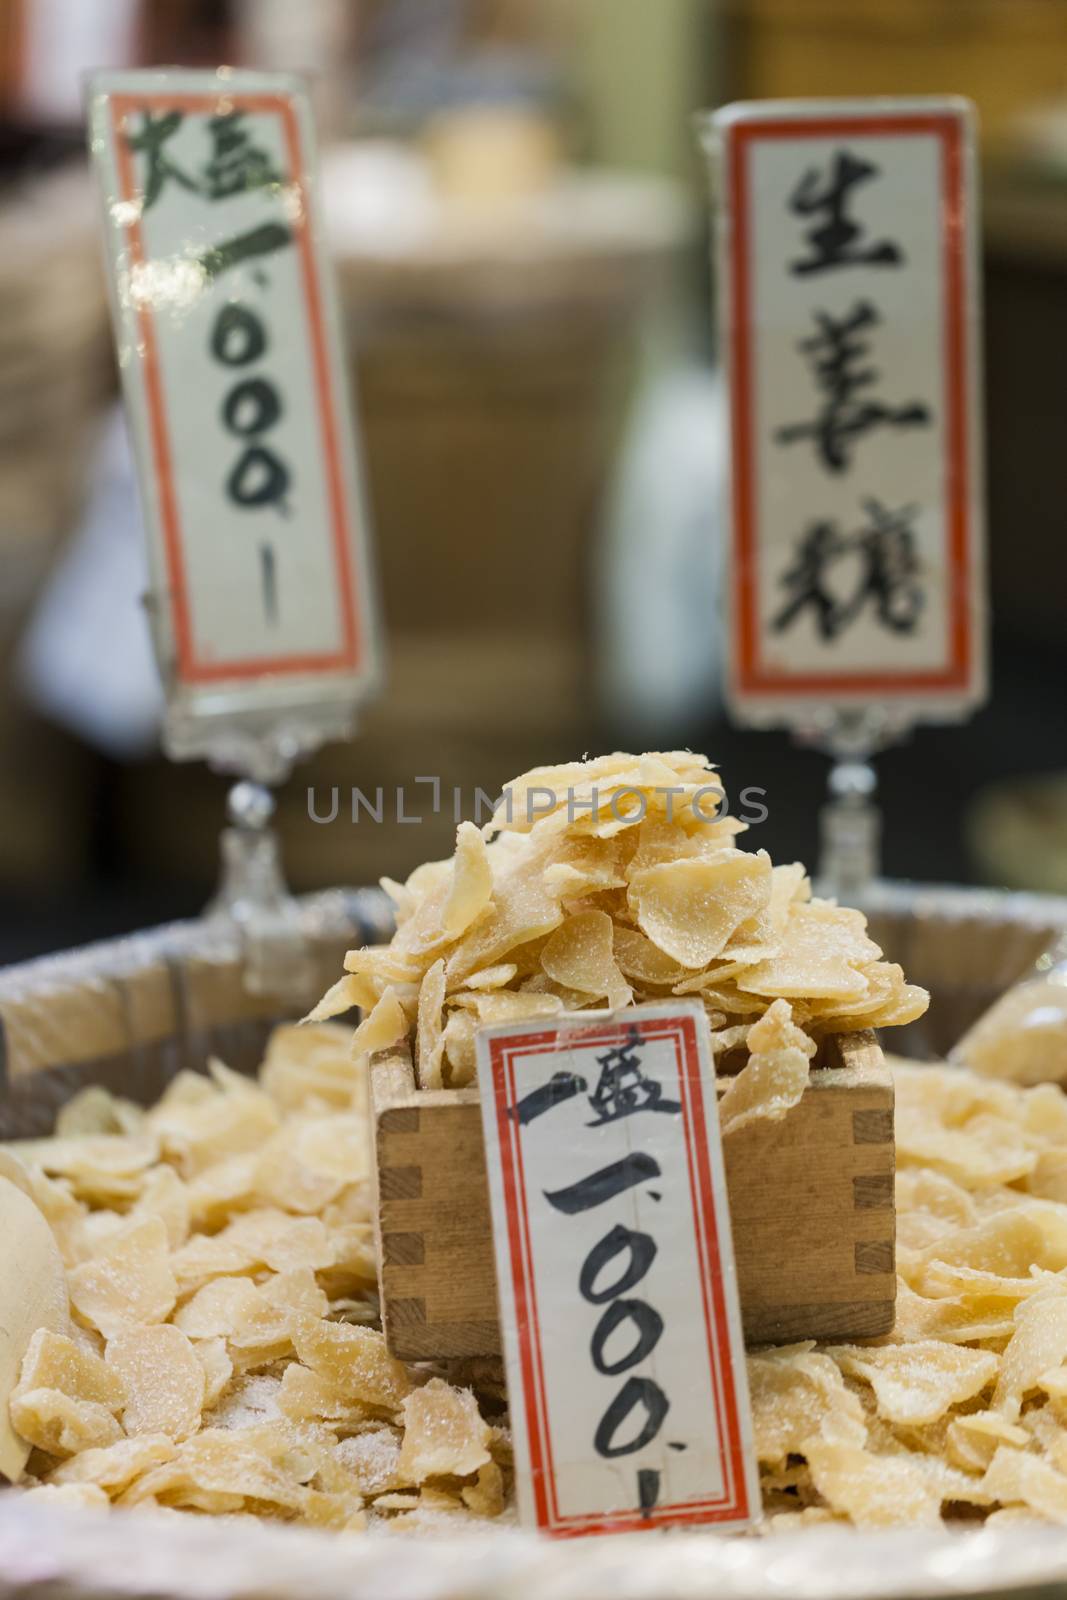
[{"xmin": 1, "ymin": 880, "xmax": 1067, "ymax": 1600}]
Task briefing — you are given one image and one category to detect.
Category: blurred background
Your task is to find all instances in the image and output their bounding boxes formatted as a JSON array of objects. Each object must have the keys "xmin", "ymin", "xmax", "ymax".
[{"xmin": 0, "ymin": 0, "xmax": 1066, "ymax": 961}]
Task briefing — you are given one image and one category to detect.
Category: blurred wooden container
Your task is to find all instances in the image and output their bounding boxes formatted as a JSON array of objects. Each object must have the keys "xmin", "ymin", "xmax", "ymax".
[{"xmin": 725, "ymin": 0, "xmax": 1067, "ymax": 155}]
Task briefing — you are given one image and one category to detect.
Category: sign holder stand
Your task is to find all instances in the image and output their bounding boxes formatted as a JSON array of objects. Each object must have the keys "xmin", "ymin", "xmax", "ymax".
[
  {"xmin": 705, "ymin": 98, "xmax": 986, "ymax": 903},
  {"xmin": 88, "ymin": 67, "xmax": 382, "ymax": 999},
  {"xmin": 798, "ymin": 704, "xmax": 912, "ymax": 901},
  {"xmin": 205, "ymin": 779, "xmax": 315, "ymax": 1001}
]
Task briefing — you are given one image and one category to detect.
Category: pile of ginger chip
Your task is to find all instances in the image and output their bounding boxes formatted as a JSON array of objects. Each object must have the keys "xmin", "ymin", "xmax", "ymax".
[
  {"xmin": 310, "ymin": 750, "xmax": 929, "ymax": 1098},
  {"xmin": 10, "ymin": 752, "xmax": 1067, "ymax": 1531}
]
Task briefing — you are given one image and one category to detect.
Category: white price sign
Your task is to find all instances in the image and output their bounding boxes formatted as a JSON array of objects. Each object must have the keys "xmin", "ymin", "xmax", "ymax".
[
  {"xmin": 477, "ymin": 1003, "xmax": 757, "ymax": 1537},
  {"xmin": 711, "ymin": 98, "xmax": 985, "ymax": 725},
  {"xmin": 89, "ymin": 70, "xmax": 379, "ymax": 766}
]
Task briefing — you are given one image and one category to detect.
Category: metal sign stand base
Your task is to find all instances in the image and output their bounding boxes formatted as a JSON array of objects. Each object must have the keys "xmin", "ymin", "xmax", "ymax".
[{"xmin": 206, "ymin": 780, "xmax": 315, "ymax": 1002}]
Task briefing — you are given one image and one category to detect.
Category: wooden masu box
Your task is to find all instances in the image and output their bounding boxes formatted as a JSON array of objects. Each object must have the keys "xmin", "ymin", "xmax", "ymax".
[{"xmin": 371, "ymin": 1029, "xmax": 895, "ymax": 1359}]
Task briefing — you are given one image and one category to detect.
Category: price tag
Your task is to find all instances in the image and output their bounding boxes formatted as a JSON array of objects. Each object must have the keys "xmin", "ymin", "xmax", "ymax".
[
  {"xmin": 710, "ymin": 98, "xmax": 985, "ymax": 727},
  {"xmin": 476, "ymin": 1002, "xmax": 757, "ymax": 1537},
  {"xmin": 88, "ymin": 70, "xmax": 380, "ymax": 772}
]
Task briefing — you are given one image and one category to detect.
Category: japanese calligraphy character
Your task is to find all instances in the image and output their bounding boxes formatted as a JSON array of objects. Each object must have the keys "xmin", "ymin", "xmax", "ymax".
[
  {"xmin": 125, "ymin": 110, "xmax": 199, "ymax": 210},
  {"xmin": 201, "ymin": 111, "xmax": 285, "ymax": 199},
  {"xmin": 789, "ymin": 149, "xmax": 903, "ymax": 275},
  {"xmin": 586, "ymin": 1029, "xmax": 680, "ymax": 1127},
  {"xmin": 200, "ymin": 222, "xmax": 293, "ymax": 281},
  {"xmin": 509, "ymin": 1070, "xmax": 588, "ymax": 1126},
  {"xmin": 776, "ymin": 300, "xmax": 931, "ymax": 473},
  {"xmin": 772, "ymin": 497, "xmax": 924, "ymax": 641},
  {"xmin": 128, "ymin": 107, "xmax": 285, "ymax": 211}
]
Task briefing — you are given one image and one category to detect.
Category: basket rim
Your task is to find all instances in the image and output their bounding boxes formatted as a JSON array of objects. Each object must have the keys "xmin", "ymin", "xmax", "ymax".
[{"xmin": 2, "ymin": 1492, "xmax": 1067, "ymax": 1600}]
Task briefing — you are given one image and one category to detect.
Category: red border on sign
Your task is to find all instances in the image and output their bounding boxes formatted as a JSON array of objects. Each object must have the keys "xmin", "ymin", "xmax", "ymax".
[
  {"xmin": 488, "ymin": 1013, "xmax": 751, "ymax": 1537},
  {"xmin": 726, "ymin": 112, "xmax": 972, "ymax": 697},
  {"xmin": 110, "ymin": 92, "xmax": 362, "ymax": 685}
]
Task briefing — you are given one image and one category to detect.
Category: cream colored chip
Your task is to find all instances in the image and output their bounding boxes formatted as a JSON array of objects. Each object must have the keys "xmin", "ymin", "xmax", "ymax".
[
  {"xmin": 184, "ymin": 1154, "xmax": 259, "ymax": 1233},
  {"xmin": 11, "ymin": 1390, "xmax": 123, "ymax": 1459},
  {"xmin": 460, "ymin": 963, "xmax": 518, "ymax": 991},
  {"xmin": 132, "ymin": 1166, "xmax": 190, "ymax": 1252},
  {"xmin": 56, "ymin": 1086, "xmax": 144, "ymax": 1140},
  {"xmin": 215, "ymin": 1210, "xmax": 334, "ymax": 1275},
  {"xmin": 627, "ymin": 813, "xmax": 747, "ymax": 876},
  {"xmin": 291, "ymin": 1315, "xmax": 412, "ymax": 1410},
  {"xmin": 461, "ymin": 1460, "xmax": 506, "ymax": 1517},
  {"xmin": 380, "ymin": 875, "xmax": 415, "ymax": 925},
  {"xmin": 895, "ymin": 1169, "xmax": 977, "ymax": 1255},
  {"xmin": 253, "ymin": 1121, "xmax": 350, "ymax": 1216},
  {"xmin": 442, "ymin": 822, "xmax": 494, "ymax": 938},
  {"xmin": 442, "ymin": 1010, "xmax": 478, "ymax": 1088},
  {"xmin": 119, "ymin": 1424, "xmax": 315, "ymax": 1515},
  {"xmin": 897, "ymin": 1111, "xmax": 1036, "ymax": 1189},
  {"xmin": 765, "ymin": 1506, "xmax": 840, "ymax": 1534},
  {"xmin": 344, "ymin": 942, "xmax": 426, "ymax": 987},
  {"xmin": 1039, "ymin": 1365, "xmax": 1067, "ymax": 1420},
  {"xmin": 168, "ymin": 1234, "xmax": 262, "ymax": 1298},
  {"xmin": 829, "ymin": 1342, "xmax": 997, "ymax": 1426},
  {"xmin": 351, "ymin": 988, "xmax": 408, "ymax": 1058},
  {"xmin": 803, "ymin": 1439, "xmax": 942, "ymax": 1528},
  {"xmin": 877, "ymin": 1445, "xmax": 992, "ymax": 1509},
  {"xmin": 543, "ymin": 859, "xmax": 626, "ymax": 901},
  {"xmin": 152, "ymin": 1066, "xmax": 281, "ymax": 1179},
  {"xmin": 14, "ymin": 1328, "xmax": 124, "ymax": 1412},
  {"xmin": 540, "ymin": 910, "xmax": 632, "ymax": 1011},
  {"xmin": 278, "ymin": 1364, "xmax": 366, "ymax": 1427},
  {"xmin": 283, "ymin": 1116, "xmax": 370, "ymax": 1195},
  {"xmin": 20, "ymin": 1133, "xmax": 159, "ymax": 1205},
  {"xmin": 206, "ymin": 1374, "xmax": 284, "ymax": 1431},
  {"xmin": 708, "ymin": 1024, "xmax": 753, "ymax": 1056},
  {"xmin": 330, "ymin": 1429, "xmax": 402, "ymax": 1496},
  {"xmin": 1022, "ymin": 1402, "xmax": 1067, "ymax": 1474},
  {"xmin": 834, "ymin": 977, "xmax": 931, "ymax": 1033},
  {"xmin": 611, "ymin": 927, "xmax": 687, "ymax": 988},
  {"xmin": 1026, "ymin": 1152, "xmax": 1067, "ymax": 1206},
  {"xmin": 416, "ymin": 959, "xmax": 447, "ymax": 1090},
  {"xmin": 303, "ymin": 974, "xmax": 369, "ymax": 1024},
  {"xmin": 445, "ymin": 861, "xmax": 564, "ymax": 983},
  {"xmin": 194, "ymin": 1339, "xmax": 233, "ymax": 1409},
  {"xmin": 746, "ymin": 1343, "xmax": 866, "ymax": 1467},
  {"xmin": 996, "ymin": 1281, "xmax": 1067, "ymax": 1419},
  {"xmin": 449, "ymin": 990, "xmax": 565, "ymax": 1026},
  {"xmin": 67, "ymin": 1216, "xmax": 177, "ymax": 1339},
  {"xmin": 732, "ymin": 905, "xmax": 875, "ymax": 1003},
  {"xmin": 260, "ymin": 1022, "xmax": 368, "ymax": 1111},
  {"xmin": 628, "ymin": 851, "xmax": 773, "ymax": 970},
  {"xmin": 396, "ymin": 1378, "xmax": 492, "ymax": 1483},
  {"xmin": 916, "ymin": 1258, "xmax": 1039, "ymax": 1304},
  {"xmin": 106, "ymin": 1325, "xmax": 205, "ymax": 1441},
  {"xmin": 918, "ymin": 1209, "xmax": 1067, "ymax": 1286},
  {"xmin": 891, "ymin": 1280, "xmax": 1017, "ymax": 1346},
  {"xmin": 226, "ymin": 1270, "xmax": 329, "ymax": 1369},
  {"xmin": 51, "ymin": 1434, "xmax": 178, "ymax": 1494},
  {"xmin": 720, "ymin": 1000, "xmax": 814, "ymax": 1139},
  {"xmin": 981, "ymin": 1445, "xmax": 1067, "ymax": 1522},
  {"xmin": 946, "ymin": 1410, "xmax": 1029, "ymax": 1474}
]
